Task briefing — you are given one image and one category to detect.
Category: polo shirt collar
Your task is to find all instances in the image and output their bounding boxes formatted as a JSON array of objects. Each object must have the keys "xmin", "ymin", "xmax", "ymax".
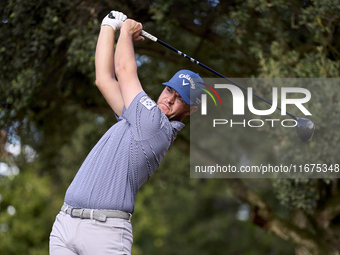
[{"xmin": 170, "ymin": 120, "xmax": 185, "ymax": 131}]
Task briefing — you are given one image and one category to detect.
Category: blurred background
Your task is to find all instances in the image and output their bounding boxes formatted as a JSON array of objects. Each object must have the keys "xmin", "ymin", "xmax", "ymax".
[{"xmin": 1, "ymin": 0, "xmax": 340, "ymax": 254}]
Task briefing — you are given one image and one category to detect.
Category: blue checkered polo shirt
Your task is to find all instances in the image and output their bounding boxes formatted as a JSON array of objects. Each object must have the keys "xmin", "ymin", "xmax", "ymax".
[{"xmin": 64, "ymin": 91, "xmax": 184, "ymax": 213}]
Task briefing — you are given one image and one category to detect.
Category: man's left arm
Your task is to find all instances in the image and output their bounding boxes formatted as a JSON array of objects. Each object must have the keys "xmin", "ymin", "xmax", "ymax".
[{"xmin": 115, "ymin": 19, "xmax": 145, "ymax": 109}]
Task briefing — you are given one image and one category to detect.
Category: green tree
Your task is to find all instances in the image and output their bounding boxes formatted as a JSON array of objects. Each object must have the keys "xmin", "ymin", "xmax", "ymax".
[{"xmin": 1, "ymin": 0, "xmax": 340, "ymax": 254}]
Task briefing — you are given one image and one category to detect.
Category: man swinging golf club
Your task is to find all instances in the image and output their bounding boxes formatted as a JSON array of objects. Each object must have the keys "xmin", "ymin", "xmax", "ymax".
[{"xmin": 49, "ymin": 10, "xmax": 205, "ymax": 255}]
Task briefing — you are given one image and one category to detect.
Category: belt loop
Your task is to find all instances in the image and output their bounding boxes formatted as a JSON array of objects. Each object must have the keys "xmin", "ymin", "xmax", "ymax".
[
  {"xmin": 70, "ymin": 208, "xmax": 75, "ymax": 218},
  {"xmin": 90, "ymin": 209, "xmax": 94, "ymax": 220},
  {"xmin": 63, "ymin": 205, "xmax": 69, "ymax": 213},
  {"xmin": 129, "ymin": 213, "xmax": 132, "ymax": 222},
  {"xmin": 79, "ymin": 209, "xmax": 85, "ymax": 219}
]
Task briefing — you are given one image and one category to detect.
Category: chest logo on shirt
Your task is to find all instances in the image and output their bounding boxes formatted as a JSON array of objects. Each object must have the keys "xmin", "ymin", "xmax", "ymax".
[{"xmin": 140, "ymin": 96, "xmax": 156, "ymax": 110}]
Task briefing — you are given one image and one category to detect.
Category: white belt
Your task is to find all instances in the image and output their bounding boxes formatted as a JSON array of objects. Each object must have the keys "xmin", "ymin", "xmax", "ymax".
[{"xmin": 61, "ymin": 204, "xmax": 132, "ymax": 222}]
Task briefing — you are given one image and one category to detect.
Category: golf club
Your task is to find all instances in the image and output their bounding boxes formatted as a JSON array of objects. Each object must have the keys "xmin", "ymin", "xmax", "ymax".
[{"xmin": 140, "ymin": 30, "xmax": 315, "ymax": 142}]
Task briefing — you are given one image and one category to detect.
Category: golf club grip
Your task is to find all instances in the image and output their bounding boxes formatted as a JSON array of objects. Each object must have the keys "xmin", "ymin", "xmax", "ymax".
[
  {"xmin": 141, "ymin": 29, "xmax": 297, "ymax": 120},
  {"xmin": 140, "ymin": 30, "xmax": 157, "ymax": 42}
]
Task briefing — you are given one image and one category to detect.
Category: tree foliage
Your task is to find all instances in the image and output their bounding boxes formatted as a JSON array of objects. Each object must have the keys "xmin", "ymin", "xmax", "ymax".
[{"xmin": 1, "ymin": 0, "xmax": 340, "ymax": 254}]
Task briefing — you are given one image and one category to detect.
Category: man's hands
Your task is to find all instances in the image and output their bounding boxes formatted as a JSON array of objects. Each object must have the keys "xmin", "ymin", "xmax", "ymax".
[
  {"xmin": 101, "ymin": 11, "xmax": 127, "ymax": 31},
  {"xmin": 121, "ymin": 19, "xmax": 145, "ymax": 42},
  {"xmin": 101, "ymin": 11, "xmax": 144, "ymax": 42}
]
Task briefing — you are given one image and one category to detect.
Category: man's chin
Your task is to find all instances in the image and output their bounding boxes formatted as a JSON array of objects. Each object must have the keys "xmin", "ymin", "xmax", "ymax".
[{"xmin": 158, "ymin": 103, "xmax": 169, "ymax": 112}]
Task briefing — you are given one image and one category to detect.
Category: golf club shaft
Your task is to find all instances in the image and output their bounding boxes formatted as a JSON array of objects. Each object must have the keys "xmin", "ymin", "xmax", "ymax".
[{"xmin": 141, "ymin": 30, "xmax": 297, "ymax": 120}]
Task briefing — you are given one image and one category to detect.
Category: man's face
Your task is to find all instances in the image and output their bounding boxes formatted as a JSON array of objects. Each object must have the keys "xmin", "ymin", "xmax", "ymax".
[{"xmin": 157, "ymin": 86, "xmax": 191, "ymax": 121}]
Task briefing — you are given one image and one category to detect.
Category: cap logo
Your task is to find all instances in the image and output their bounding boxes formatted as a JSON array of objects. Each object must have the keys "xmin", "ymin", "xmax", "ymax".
[
  {"xmin": 182, "ymin": 79, "xmax": 189, "ymax": 86},
  {"xmin": 179, "ymin": 73, "xmax": 196, "ymax": 89}
]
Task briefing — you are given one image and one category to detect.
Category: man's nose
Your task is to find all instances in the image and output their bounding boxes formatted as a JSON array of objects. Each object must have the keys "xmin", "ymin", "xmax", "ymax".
[{"xmin": 167, "ymin": 94, "xmax": 176, "ymax": 104}]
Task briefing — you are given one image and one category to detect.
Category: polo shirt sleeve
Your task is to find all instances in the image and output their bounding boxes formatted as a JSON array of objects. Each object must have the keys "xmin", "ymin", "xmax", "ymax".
[
  {"xmin": 115, "ymin": 108, "xmax": 125, "ymax": 122},
  {"xmin": 121, "ymin": 91, "xmax": 169, "ymax": 140}
]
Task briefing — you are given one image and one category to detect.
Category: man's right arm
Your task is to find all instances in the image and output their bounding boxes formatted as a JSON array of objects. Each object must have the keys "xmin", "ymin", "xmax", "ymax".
[{"xmin": 95, "ymin": 12, "xmax": 126, "ymax": 117}]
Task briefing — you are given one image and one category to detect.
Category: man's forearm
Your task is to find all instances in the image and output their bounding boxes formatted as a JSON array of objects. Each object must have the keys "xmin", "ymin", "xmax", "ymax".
[
  {"xmin": 115, "ymin": 30, "xmax": 138, "ymax": 78},
  {"xmin": 94, "ymin": 25, "xmax": 124, "ymax": 116},
  {"xmin": 114, "ymin": 20, "xmax": 144, "ymax": 108},
  {"xmin": 95, "ymin": 26, "xmax": 116, "ymax": 82}
]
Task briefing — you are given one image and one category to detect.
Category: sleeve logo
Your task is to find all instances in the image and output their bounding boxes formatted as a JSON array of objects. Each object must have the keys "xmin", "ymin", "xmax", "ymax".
[{"xmin": 140, "ymin": 95, "xmax": 156, "ymax": 110}]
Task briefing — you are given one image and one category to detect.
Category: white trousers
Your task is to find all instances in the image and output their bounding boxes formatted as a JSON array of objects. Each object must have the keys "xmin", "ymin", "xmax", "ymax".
[{"xmin": 49, "ymin": 211, "xmax": 133, "ymax": 255}]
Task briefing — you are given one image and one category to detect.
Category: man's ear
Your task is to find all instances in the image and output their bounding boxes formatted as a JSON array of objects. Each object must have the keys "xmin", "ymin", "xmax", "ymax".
[
  {"xmin": 189, "ymin": 105, "xmax": 198, "ymax": 115},
  {"xmin": 178, "ymin": 105, "xmax": 198, "ymax": 122}
]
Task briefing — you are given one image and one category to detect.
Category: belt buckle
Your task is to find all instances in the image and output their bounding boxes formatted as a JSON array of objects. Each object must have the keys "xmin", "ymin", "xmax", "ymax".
[{"xmin": 97, "ymin": 213, "xmax": 107, "ymax": 222}]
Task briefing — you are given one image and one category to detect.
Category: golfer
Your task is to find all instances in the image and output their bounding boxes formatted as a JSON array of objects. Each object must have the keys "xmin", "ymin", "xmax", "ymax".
[{"xmin": 49, "ymin": 11, "xmax": 204, "ymax": 255}]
